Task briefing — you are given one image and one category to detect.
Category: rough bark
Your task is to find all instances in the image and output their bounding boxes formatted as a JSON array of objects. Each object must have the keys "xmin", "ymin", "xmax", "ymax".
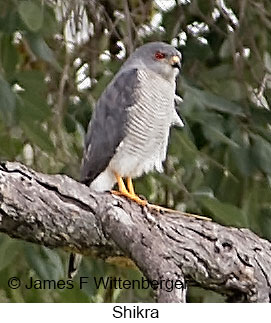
[{"xmin": 0, "ymin": 161, "xmax": 270, "ymax": 302}]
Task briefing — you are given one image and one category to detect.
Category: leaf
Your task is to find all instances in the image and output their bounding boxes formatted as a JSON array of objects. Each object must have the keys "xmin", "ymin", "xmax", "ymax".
[
  {"xmin": 0, "ymin": 6, "xmax": 23, "ymax": 33},
  {"xmin": 203, "ymin": 125, "xmax": 239, "ymax": 148},
  {"xmin": 180, "ymin": 107, "xmax": 239, "ymax": 148},
  {"xmin": 229, "ymin": 129, "xmax": 255, "ymax": 177},
  {"xmin": 18, "ymin": 93, "xmax": 51, "ymax": 122},
  {"xmin": 197, "ymin": 196, "xmax": 248, "ymax": 227},
  {"xmin": 64, "ymin": 114, "xmax": 76, "ymax": 133},
  {"xmin": 16, "ymin": 70, "xmax": 46, "ymax": 95},
  {"xmin": 0, "ymin": 34, "xmax": 18, "ymax": 77},
  {"xmin": 196, "ymin": 0, "xmax": 215, "ymax": 15},
  {"xmin": 251, "ymin": 134, "xmax": 271, "ymax": 174},
  {"xmin": 134, "ymin": 174, "xmax": 153, "ymax": 200},
  {"xmin": 182, "ymin": 37, "xmax": 213, "ymax": 62},
  {"xmin": 161, "ymin": 6, "xmax": 182, "ymax": 41},
  {"xmin": 229, "ymin": 146, "xmax": 255, "ymax": 177},
  {"xmin": 0, "ymin": 235, "xmax": 20, "ymax": 271},
  {"xmin": 259, "ymin": 207, "xmax": 271, "ymax": 240},
  {"xmin": 70, "ymin": 99, "xmax": 92, "ymax": 131},
  {"xmin": 16, "ymin": 70, "xmax": 51, "ymax": 122},
  {"xmin": 23, "ymin": 244, "xmax": 64, "ymax": 281},
  {"xmin": 250, "ymin": 107, "xmax": 271, "ymax": 127},
  {"xmin": 193, "ymin": 187, "xmax": 214, "ymax": 198},
  {"xmin": 189, "ymin": 169, "xmax": 205, "ymax": 192},
  {"xmin": 264, "ymin": 51, "xmax": 271, "ymax": 73},
  {"xmin": 91, "ymin": 73, "xmax": 112, "ymax": 100},
  {"xmin": 183, "ymin": 83, "xmax": 244, "ymax": 116},
  {"xmin": 0, "ymin": 135, "xmax": 23, "ymax": 159},
  {"xmin": 202, "ymin": 91, "xmax": 244, "ymax": 115},
  {"xmin": 40, "ymin": 6, "xmax": 59, "ymax": 37},
  {"xmin": 169, "ymin": 129, "xmax": 198, "ymax": 162},
  {"xmin": 26, "ymin": 33, "xmax": 61, "ymax": 71},
  {"xmin": 219, "ymin": 37, "xmax": 232, "ymax": 59},
  {"xmin": 0, "ymin": 76, "xmax": 16, "ymax": 125},
  {"xmin": 18, "ymin": 0, "xmax": 43, "ymax": 32},
  {"xmin": 204, "ymin": 64, "xmax": 234, "ymax": 81},
  {"xmin": 58, "ymin": 282, "xmax": 91, "ymax": 302},
  {"xmin": 216, "ymin": 79, "xmax": 246, "ymax": 101},
  {"xmin": 20, "ymin": 120, "xmax": 55, "ymax": 153}
]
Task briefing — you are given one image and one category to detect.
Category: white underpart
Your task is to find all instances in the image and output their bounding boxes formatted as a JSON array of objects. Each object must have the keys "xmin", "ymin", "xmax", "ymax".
[
  {"xmin": 90, "ymin": 68, "xmax": 179, "ymax": 192},
  {"xmin": 172, "ymin": 108, "xmax": 184, "ymax": 127},
  {"xmin": 90, "ymin": 168, "xmax": 116, "ymax": 191}
]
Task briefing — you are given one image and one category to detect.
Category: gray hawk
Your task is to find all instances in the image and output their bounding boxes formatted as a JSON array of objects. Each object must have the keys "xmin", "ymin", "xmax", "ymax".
[{"xmin": 68, "ymin": 42, "xmax": 184, "ymax": 278}]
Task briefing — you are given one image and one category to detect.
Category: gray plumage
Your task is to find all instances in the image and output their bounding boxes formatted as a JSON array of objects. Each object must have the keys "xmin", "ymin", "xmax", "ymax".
[
  {"xmin": 80, "ymin": 68, "xmax": 138, "ymax": 185},
  {"xmin": 81, "ymin": 42, "xmax": 183, "ymax": 191},
  {"xmin": 68, "ymin": 42, "xmax": 183, "ymax": 279}
]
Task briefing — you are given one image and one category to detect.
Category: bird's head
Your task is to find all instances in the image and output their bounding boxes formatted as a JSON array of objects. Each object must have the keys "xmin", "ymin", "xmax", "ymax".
[{"xmin": 125, "ymin": 42, "xmax": 182, "ymax": 82}]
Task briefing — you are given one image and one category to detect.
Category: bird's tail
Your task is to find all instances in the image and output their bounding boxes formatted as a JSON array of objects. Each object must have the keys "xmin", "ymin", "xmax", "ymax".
[
  {"xmin": 68, "ymin": 169, "xmax": 116, "ymax": 278},
  {"xmin": 68, "ymin": 253, "xmax": 82, "ymax": 279}
]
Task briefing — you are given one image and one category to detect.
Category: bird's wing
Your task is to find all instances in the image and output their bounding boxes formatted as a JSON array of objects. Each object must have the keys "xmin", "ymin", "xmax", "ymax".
[
  {"xmin": 172, "ymin": 95, "xmax": 184, "ymax": 127},
  {"xmin": 80, "ymin": 68, "xmax": 139, "ymax": 185}
]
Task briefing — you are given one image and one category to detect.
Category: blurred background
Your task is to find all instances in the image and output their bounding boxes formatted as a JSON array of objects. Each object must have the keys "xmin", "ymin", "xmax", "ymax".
[{"xmin": 0, "ymin": 0, "xmax": 271, "ymax": 303}]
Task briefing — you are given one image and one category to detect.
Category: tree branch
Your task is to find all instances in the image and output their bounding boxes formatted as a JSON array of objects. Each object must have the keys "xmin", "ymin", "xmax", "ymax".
[{"xmin": 0, "ymin": 161, "xmax": 270, "ymax": 302}]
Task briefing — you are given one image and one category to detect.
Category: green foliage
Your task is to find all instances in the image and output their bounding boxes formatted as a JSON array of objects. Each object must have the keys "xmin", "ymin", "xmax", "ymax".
[
  {"xmin": 0, "ymin": 76, "xmax": 16, "ymax": 124},
  {"xmin": 18, "ymin": 1, "xmax": 43, "ymax": 32},
  {"xmin": 0, "ymin": 0, "xmax": 271, "ymax": 303}
]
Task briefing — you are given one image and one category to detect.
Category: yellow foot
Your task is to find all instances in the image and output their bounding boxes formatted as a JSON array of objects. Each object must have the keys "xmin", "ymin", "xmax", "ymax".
[
  {"xmin": 147, "ymin": 203, "xmax": 211, "ymax": 221},
  {"xmin": 111, "ymin": 172, "xmax": 210, "ymax": 220},
  {"xmin": 112, "ymin": 173, "xmax": 148, "ymax": 206},
  {"xmin": 111, "ymin": 190, "xmax": 148, "ymax": 206}
]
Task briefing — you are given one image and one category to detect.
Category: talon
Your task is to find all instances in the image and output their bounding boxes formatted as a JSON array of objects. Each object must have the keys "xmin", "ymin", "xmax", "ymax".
[
  {"xmin": 111, "ymin": 190, "xmax": 122, "ymax": 196},
  {"xmin": 111, "ymin": 173, "xmax": 209, "ymax": 220},
  {"xmin": 147, "ymin": 203, "xmax": 211, "ymax": 221},
  {"xmin": 111, "ymin": 173, "xmax": 148, "ymax": 206}
]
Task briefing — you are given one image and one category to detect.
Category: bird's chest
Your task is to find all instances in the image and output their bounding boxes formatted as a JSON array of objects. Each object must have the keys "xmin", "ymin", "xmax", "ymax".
[
  {"xmin": 109, "ymin": 71, "xmax": 175, "ymax": 177},
  {"xmin": 126, "ymin": 75, "xmax": 174, "ymax": 148}
]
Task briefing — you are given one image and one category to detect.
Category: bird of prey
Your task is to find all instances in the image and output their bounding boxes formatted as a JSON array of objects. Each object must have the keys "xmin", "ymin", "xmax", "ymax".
[{"xmin": 68, "ymin": 42, "xmax": 184, "ymax": 278}]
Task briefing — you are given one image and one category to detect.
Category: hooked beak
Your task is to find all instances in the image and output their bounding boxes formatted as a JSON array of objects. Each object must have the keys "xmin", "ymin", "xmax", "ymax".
[{"xmin": 170, "ymin": 55, "xmax": 181, "ymax": 70}]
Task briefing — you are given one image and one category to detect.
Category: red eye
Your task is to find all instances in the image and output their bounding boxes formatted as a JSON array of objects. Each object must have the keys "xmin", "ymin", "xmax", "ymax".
[{"xmin": 155, "ymin": 51, "xmax": 166, "ymax": 60}]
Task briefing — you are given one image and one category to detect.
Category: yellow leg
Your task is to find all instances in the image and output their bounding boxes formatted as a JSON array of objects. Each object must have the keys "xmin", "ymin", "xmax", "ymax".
[
  {"xmin": 127, "ymin": 177, "xmax": 135, "ymax": 195},
  {"xmin": 116, "ymin": 174, "xmax": 129, "ymax": 194},
  {"xmin": 111, "ymin": 173, "xmax": 147, "ymax": 206},
  {"xmin": 112, "ymin": 173, "xmax": 210, "ymax": 221}
]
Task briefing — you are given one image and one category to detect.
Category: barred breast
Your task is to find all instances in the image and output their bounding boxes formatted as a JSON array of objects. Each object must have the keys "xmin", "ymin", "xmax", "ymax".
[{"xmin": 109, "ymin": 68, "xmax": 176, "ymax": 178}]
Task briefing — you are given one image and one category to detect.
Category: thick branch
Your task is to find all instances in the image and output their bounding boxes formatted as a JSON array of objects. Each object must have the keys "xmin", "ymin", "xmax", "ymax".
[{"xmin": 0, "ymin": 161, "xmax": 270, "ymax": 302}]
